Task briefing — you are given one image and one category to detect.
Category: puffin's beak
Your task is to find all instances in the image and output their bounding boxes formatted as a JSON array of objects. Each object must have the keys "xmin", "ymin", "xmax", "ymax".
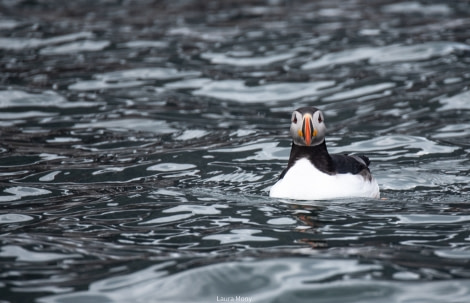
[{"xmin": 302, "ymin": 114, "xmax": 315, "ymax": 146}]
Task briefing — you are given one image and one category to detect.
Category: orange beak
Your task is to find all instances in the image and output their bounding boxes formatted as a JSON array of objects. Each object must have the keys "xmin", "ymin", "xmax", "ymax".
[{"xmin": 302, "ymin": 114, "xmax": 314, "ymax": 146}]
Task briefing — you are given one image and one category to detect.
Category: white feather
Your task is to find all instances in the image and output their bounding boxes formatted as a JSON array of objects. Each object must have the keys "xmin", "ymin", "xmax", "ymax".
[{"xmin": 270, "ymin": 158, "xmax": 380, "ymax": 200}]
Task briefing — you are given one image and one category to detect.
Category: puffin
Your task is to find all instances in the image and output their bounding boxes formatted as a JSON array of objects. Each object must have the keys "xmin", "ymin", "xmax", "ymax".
[{"xmin": 269, "ymin": 106, "xmax": 380, "ymax": 200}]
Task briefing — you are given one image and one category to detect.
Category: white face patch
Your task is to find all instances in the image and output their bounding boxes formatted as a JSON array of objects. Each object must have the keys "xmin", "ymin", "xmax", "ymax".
[{"xmin": 290, "ymin": 109, "xmax": 327, "ymax": 146}]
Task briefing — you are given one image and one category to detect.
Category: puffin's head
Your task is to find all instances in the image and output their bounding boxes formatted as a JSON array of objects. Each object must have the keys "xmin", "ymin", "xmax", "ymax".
[{"xmin": 290, "ymin": 106, "xmax": 326, "ymax": 146}]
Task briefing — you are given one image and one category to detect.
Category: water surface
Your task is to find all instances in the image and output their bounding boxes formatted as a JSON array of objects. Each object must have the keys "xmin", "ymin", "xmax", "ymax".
[{"xmin": 0, "ymin": 1, "xmax": 469, "ymax": 302}]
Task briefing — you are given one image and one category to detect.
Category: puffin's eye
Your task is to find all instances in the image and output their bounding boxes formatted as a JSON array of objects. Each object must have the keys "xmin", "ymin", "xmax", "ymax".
[
  {"xmin": 293, "ymin": 116, "xmax": 297, "ymax": 124},
  {"xmin": 318, "ymin": 115, "xmax": 323, "ymax": 123}
]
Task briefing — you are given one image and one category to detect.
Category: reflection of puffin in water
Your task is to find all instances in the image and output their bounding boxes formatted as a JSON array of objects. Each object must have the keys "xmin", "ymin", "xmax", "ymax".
[{"xmin": 270, "ymin": 106, "xmax": 380, "ymax": 200}]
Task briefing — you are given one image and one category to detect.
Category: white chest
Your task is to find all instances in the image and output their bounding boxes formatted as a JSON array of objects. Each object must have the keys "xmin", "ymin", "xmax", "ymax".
[{"xmin": 269, "ymin": 158, "xmax": 380, "ymax": 200}]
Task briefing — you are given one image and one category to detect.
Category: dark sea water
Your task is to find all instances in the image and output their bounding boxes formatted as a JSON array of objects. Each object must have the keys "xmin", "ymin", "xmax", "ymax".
[{"xmin": 1, "ymin": 0, "xmax": 470, "ymax": 302}]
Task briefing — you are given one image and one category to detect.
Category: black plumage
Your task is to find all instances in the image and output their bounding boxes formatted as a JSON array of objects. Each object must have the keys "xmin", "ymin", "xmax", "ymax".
[{"xmin": 279, "ymin": 140, "xmax": 372, "ymax": 180}]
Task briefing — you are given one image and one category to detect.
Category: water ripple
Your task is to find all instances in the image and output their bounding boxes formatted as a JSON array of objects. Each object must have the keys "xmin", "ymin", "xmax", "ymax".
[
  {"xmin": 0, "ymin": 31, "xmax": 94, "ymax": 50},
  {"xmin": 201, "ymin": 51, "xmax": 296, "ymax": 66},
  {"xmin": 193, "ymin": 80, "xmax": 335, "ymax": 103},
  {"xmin": 203, "ymin": 229, "xmax": 277, "ymax": 244},
  {"xmin": 0, "ymin": 245, "xmax": 82, "ymax": 262},
  {"xmin": 40, "ymin": 40, "xmax": 110, "ymax": 55},
  {"xmin": 302, "ymin": 42, "xmax": 470, "ymax": 70},
  {"xmin": 0, "ymin": 213, "xmax": 34, "ymax": 224},
  {"xmin": 336, "ymin": 135, "xmax": 459, "ymax": 159},
  {"xmin": 69, "ymin": 68, "xmax": 200, "ymax": 91},
  {"xmin": 38, "ymin": 257, "xmax": 470, "ymax": 303}
]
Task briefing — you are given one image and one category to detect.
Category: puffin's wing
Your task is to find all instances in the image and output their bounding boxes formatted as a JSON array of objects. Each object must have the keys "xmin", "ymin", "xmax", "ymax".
[{"xmin": 330, "ymin": 154, "xmax": 371, "ymax": 175}]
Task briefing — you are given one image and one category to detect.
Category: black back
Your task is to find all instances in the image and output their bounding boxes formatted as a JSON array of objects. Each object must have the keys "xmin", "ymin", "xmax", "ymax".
[
  {"xmin": 279, "ymin": 140, "xmax": 371, "ymax": 179},
  {"xmin": 330, "ymin": 154, "xmax": 369, "ymax": 174}
]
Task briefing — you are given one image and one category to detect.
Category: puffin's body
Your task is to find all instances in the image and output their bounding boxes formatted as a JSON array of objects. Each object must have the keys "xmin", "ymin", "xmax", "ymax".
[{"xmin": 269, "ymin": 107, "xmax": 380, "ymax": 200}]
